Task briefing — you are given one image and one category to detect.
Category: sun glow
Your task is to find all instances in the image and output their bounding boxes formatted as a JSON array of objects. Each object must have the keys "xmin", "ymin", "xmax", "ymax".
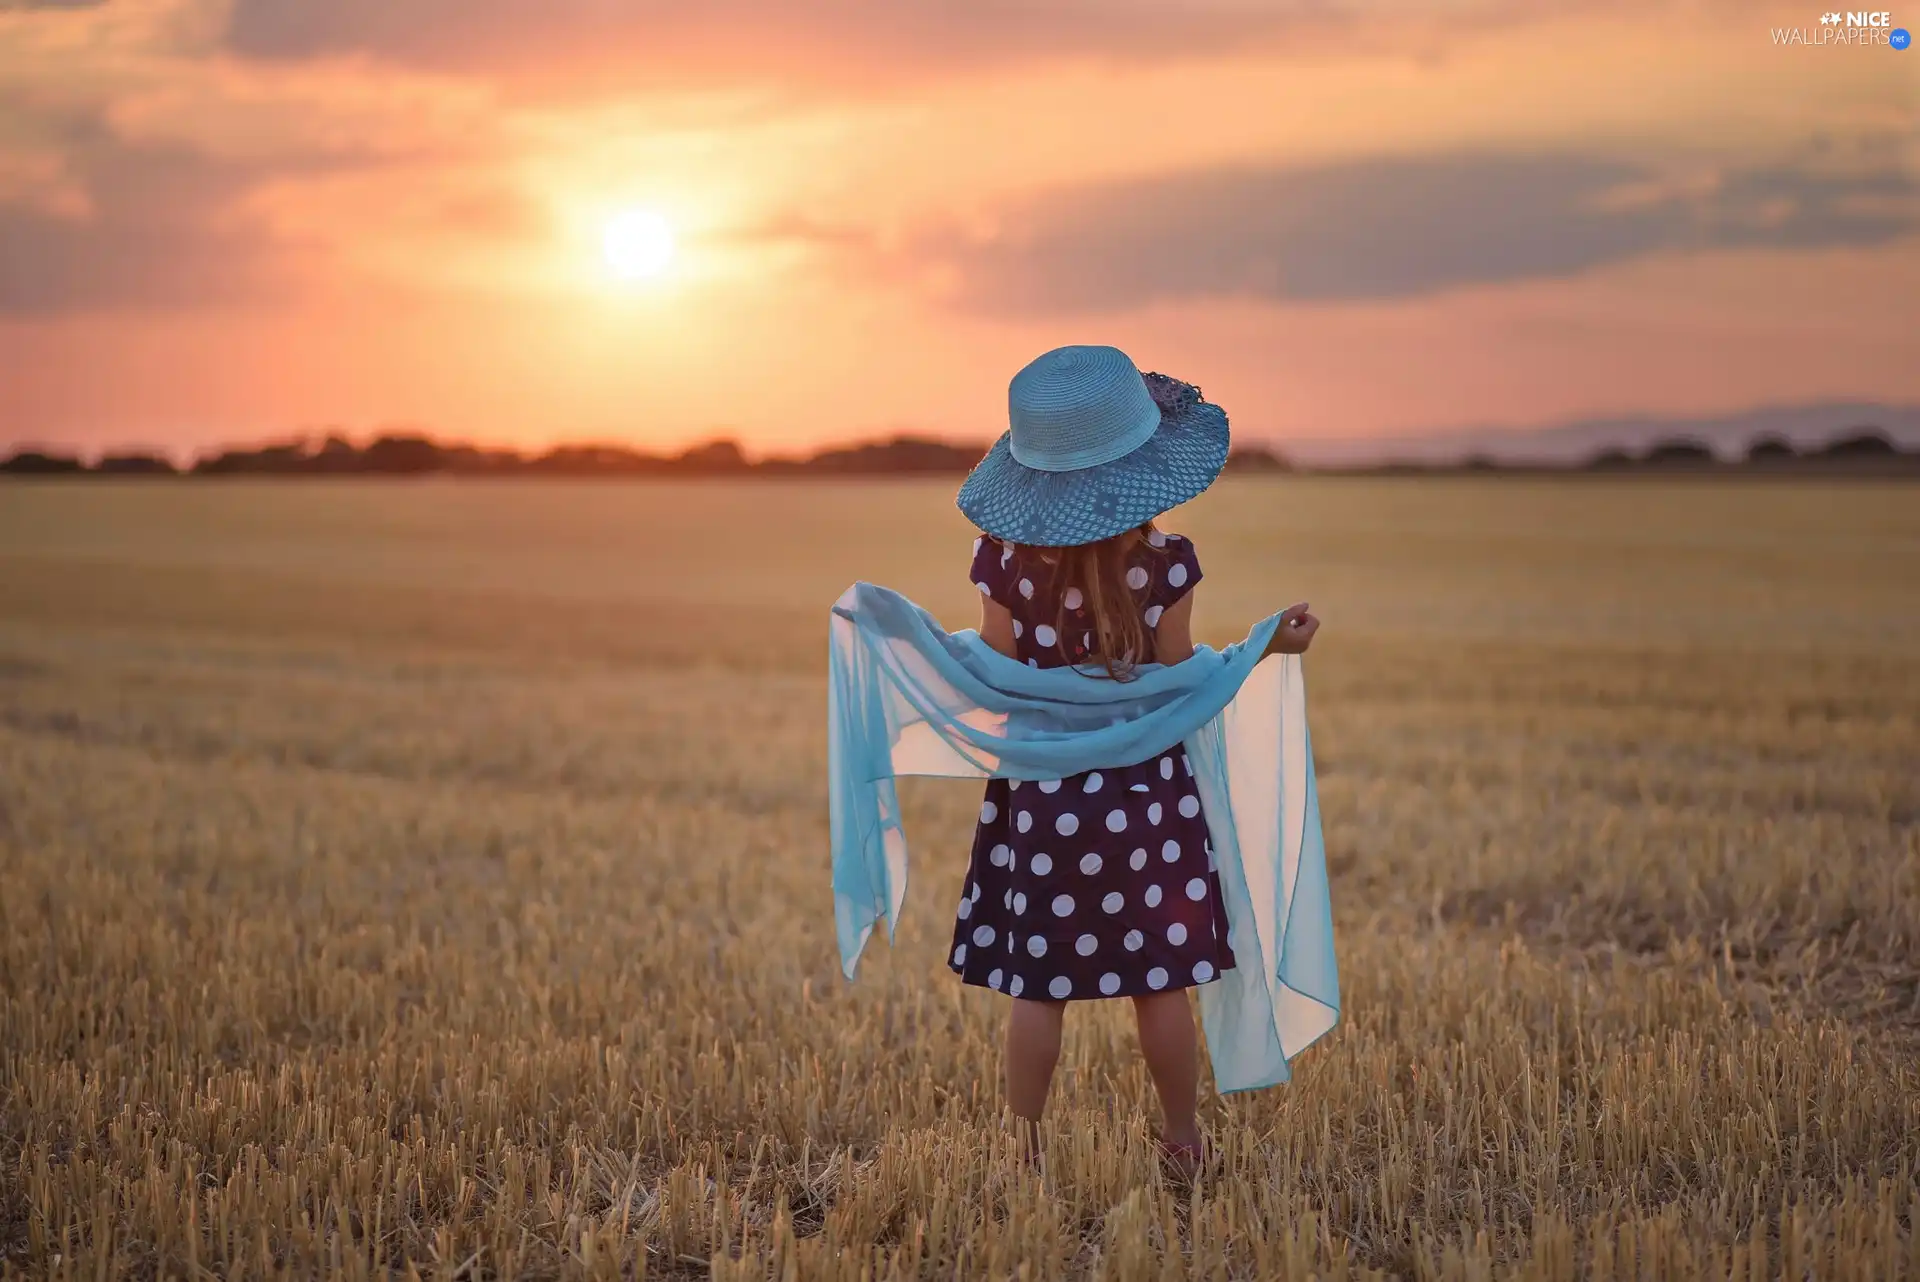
[{"xmin": 601, "ymin": 209, "xmax": 676, "ymax": 281}]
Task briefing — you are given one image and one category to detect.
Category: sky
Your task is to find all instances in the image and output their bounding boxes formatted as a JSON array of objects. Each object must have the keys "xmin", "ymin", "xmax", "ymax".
[{"xmin": 0, "ymin": 0, "xmax": 1916, "ymax": 460}]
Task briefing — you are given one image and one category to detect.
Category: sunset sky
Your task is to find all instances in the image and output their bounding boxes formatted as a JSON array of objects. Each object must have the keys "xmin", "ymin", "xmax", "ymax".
[{"xmin": 1, "ymin": 0, "xmax": 1916, "ymax": 460}]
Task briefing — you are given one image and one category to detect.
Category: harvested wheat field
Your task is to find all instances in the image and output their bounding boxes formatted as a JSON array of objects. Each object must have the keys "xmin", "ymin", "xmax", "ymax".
[{"xmin": 1, "ymin": 478, "xmax": 1916, "ymax": 1280}]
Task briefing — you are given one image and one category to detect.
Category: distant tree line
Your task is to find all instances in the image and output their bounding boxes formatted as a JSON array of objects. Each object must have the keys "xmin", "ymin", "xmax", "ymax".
[
  {"xmin": 3, "ymin": 426, "xmax": 1912, "ymax": 478},
  {"xmin": 1355, "ymin": 429, "xmax": 1914, "ymax": 476},
  {"xmin": 1578, "ymin": 430, "xmax": 1911, "ymax": 472},
  {"xmin": 0, "ymin": 431, "xmax": 1294, "ymax": 477}
]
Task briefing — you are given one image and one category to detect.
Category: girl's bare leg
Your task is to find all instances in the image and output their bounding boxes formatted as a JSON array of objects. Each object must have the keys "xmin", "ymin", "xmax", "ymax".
[
  {"xmin": 1131, "ymin": 991, "xmax": 1201, "ymax": 1150},
  {"xmin": 1004, "ymin": 998, "xmax": 1066, "ymax": 1156}
]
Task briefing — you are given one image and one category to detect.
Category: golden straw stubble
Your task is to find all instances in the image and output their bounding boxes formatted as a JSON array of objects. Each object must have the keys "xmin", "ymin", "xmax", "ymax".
[{"xmin": 0, "ymin": 477, "xmax": 1915, "ymax": 1279}]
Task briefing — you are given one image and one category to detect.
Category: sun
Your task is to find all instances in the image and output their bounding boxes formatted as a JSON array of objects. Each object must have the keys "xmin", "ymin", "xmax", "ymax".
[{"xmin": 601, "ymin": 209, "xmax": 675, "ymax": 281}]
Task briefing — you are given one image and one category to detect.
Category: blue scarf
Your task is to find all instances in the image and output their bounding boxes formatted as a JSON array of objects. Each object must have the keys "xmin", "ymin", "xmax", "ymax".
[{"xmin": 828, "ymin": 583, "xmax": 1339, "ymax": 1092}]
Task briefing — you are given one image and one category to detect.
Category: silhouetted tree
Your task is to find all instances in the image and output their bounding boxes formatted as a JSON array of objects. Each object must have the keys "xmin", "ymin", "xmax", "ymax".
[
  {"xmin": 1818, "ymin": 429, "xmax": 1896, "ymax": 458},
  {"xmin": 1639, "ymin": 439, "xmax": 1716, "ymax": 467},
  {"xmin": 676, "ymin": 439, "xmax": 749, "ymax": 472},
  {"xmin": 96, "ymin": 453, "xmax": 178, "ymax": 475},
  {"xmin": 0, "ymin": 450, "xmax": 85, "ymax": 474},
  {"xmin": 360, "ymin": 434, "xmax": 446, "ymax": 474},
  {"xmin": 1223, "ymin": 446, "xmax": 1293, "ymax": 474},
  {"xmin": 1745, "ymin": 436, "xmax": 1798, "ymax": 463}
]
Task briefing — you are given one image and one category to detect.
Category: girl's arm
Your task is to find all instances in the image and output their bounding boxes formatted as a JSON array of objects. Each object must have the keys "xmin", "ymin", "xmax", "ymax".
[
  {"xmin": 1155, "ymin": 596, "xmax": 1319, "ymax": 666},
  {"xmin": 1151, "ymin": 592, "xmax": 1197, "ymax": 666},
  {"xmin": 980, "ymin": 596, "xmax": 1018, "ymax": 658}
]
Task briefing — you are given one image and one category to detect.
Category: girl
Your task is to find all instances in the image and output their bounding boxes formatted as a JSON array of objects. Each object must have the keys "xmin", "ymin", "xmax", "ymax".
[{"xmin": 947, "ymin": 344, "xmax": 1319, "ymax": 1174}]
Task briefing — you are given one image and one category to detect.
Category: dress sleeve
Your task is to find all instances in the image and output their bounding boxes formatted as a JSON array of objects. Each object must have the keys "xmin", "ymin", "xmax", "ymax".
[
  {"xmin": 1151, "ymin": 534, "xmax": 1203, "ymax": 612},
  {"xmin": 969, "ymin": 534, "xmax": 1018, "ymax": 609}
]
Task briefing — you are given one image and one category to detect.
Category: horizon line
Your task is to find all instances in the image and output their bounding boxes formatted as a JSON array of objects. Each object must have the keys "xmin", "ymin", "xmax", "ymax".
[{"xmin": 10, "ymin": 396, "xmax": 1920, "ymax": 467}]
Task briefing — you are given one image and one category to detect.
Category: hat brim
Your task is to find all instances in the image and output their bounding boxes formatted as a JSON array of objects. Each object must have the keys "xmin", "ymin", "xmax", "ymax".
[{"xmin": 955, "ymin": 399, "xmax": 1229, "ymax": 546}]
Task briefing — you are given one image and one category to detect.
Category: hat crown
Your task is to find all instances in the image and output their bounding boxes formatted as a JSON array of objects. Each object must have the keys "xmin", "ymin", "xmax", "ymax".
[{"xmin": 1007, "ymin": 345, "xmax": 1162, "ymax": 473}]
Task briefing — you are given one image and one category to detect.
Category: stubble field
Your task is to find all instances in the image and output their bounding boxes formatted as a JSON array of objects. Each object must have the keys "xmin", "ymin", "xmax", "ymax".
[{"xmin": 1, "ymin": 478, "xmax": 1916, "ymax": 1280}]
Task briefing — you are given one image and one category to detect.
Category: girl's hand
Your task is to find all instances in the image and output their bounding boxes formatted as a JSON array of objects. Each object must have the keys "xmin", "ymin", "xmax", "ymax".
[{"xmin": 1266, "ymin": 603, "xmax": 1319, "ymax": 656}]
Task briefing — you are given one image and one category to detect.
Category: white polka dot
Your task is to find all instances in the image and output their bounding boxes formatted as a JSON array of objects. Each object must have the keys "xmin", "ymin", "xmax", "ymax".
[
  {"xmin": 1012, "ymin": 619, "xmax": 1024, "ymax": 638},
  {"xmin": 1207, "ymin": 845, "xmax": 1218, "ymax": 871},
  {"xmin": 1008, "ymin": 780, "xmax": 1022, "ymax": 791},
  {"xmin": 1027, "ymin": 935, "xmax": 1048, "ymax": 958},
  {"xmin": 1193, "ymin": 960, "xmax": 1215, "ymax": 983},
  {"xmin": 1129, "ymin": 848, "xmax": 1148, "ymax": 871},
  {"xmin": 989, "ymin": 968, "xmax": 1004, "ymax": 989},
  {"xmin": 1013, "ymin": 892, "xmax": 1028, "ymax": 914},
  {"xmin": 1082, "ymin": 632, "xmax": 1093, "ymax": 651},
  {"xmin": 1049, "ymin": 975, "xmax": 1072, "ymax": 999},
  {"xmin": 1186, "ymin": 878, "xmax": 1207, "ymax": 901},
  {"xmin": 1100, "ymin": 972, "xmax": 1122, "ymax": 995},
  {"xmin": 1126, "ymin": 566, "xmax": 1149, "ymax": 590},
  {"xmin": 1105, "ymin": 809, "xmax": 1127, "ymax": 833},
  {"xmin": 1075, "ymin": 933, "xmax": 1097, "ymax": 956},
  {"xmin": 1064, "ymin": 587, "xmax": 1084, "ymax": 610},
  {"xmin": 1007, "ymin": 934, "xmax": 1015, "ymax": 951},
  {"xmin": 1147, "ymin": 802, "xmax": 1163, "ymax": 824},
  {"xmin": 1145, "ymin": 884, "xmax": 1163, "ymax": 908},
  {"xmin": 1083, "ymin": 772, "xmax": 1103, "ymax": 793},
  {"xmin": 1007, "ymin": 852, "xmax": 1018, "ymax": 873},
  {"xmin": 973, "ymin": 536, "xmax": 983, "ymax": 555},
  {"xmin": 1038, "ymin": 779, "xmax": 1061, "ymax": 794},
  {"xmin": 981, "ymin": 800, "xmax": 998, "ymax": 823},
  {"xmin": 1079, "ymin": 852, "xmax": 1103, "ymax": 876},
  {"xmin": 1052, "ymin": 894, "xmax": 1075, "ymax": 917},
  {"xmin": 953, "ymin": 943, "xmax": 966, "ymax": 965},
  {"xmin": 1002, "ymin": 544, "xmax": 1015, "ymax": 565},
  {"xmin": 957, "ymin": 897, "xmax": 972, "ymax": 920},
  {"xmin": 970, "ymin": 883, "xmax": 981, "ymax": 901},
  {"xmin": 1018, "ymin": 578, "xmax": 1034, "ymax": 599},
  {"xmin": 1055, "ymin": 813, "xmax": 1079, "ymax": 836},
  {"xmin": 1034, "ymin": 624, "xmax": 1057, "ymax": 647},
  {"xmin": 1124, "ymin": 929, "xmax": 1144, "ymax": 951},
  {"xmin": 1168, "ymin": 563, "xmax": 1188, "ymax": 589},
  {"xmin": 1027, "ymin": 658, "xmax": 1039, "ymax": 667},
  {"xmin": 990, "ymin": 843, "xmax": 1010, "ymax": 867},
  {"xmin": 1178, "ymin": 795, "xmax": 1201, "ymax": 819},
  {"xmin": 1144, "ymin": 604, "xmax": 1164, "ymax": 628},
  {"xmin": 1130, "ymin": 783, "xmax": 1150, "ymax": 792},
  {"xmin": 1161, "ymin": 840, "xmax": 1181, "ymax": 863},
  {"xmin": 973, "ymin": 924, "xmax": 995, "ymax": 946},
  {"xmin": 1147, "ymin": 530, "xmax": 1167, "ymax": 548},
  {"xmin": 1168, "ymin": 922, "xmax": 1188, "ymax": 946},
  {"xmin": 1031, "ymin": 853, "xmax": 1052, "ymax": 876},
  {"xmin": 1146, "ymin": 967, "xmax": 1169, "ymax": 990},
  {"xmin": 1101, "ymin": 891, "xmax": 1124, "ymax": 914},
  {"xmin": 1003, "ymin": 889, "xmax": 1012, "ymax": 909},
  {"xmin": 1009, "ymin": 975, "xmax": 1024, "ymax": 997},
  {"xmin": 1017, "ymin": 811, "xmax": 1033, "ymax": 833},
  {"xmin": 1160, "ymin": 757, "xmax": 1175, "ymax": 780},
  {"xmin": 975, "ymin": 580, "xmax": 991, "ymax": 595}
]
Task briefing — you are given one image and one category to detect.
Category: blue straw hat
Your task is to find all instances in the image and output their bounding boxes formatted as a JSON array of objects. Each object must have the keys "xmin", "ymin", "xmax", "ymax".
[{"xmin": 956, "ymin": 345, "xmax": 1230, "ymax": 547}]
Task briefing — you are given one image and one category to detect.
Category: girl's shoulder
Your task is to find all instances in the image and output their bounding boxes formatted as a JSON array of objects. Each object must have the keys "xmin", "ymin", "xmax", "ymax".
[
  {"xmin": 969, "ymin": 533, "xmax": 1021, "ymax": 603},
  {"xmin": 1137, "ymin": 530, "xmax": 1202, "ymax": 605}
]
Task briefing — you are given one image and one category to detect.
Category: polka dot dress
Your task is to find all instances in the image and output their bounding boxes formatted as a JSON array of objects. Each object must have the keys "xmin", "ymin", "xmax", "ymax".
[{"xmin": 947, "ymin": 531, "xmax": 1236, "ymax": 1002}]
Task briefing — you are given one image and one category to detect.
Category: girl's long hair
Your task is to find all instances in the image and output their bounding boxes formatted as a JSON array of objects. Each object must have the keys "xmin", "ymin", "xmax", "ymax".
[{"xmin": 1038, "ymin": 521, "xmax": 1165, "ymax": 681}]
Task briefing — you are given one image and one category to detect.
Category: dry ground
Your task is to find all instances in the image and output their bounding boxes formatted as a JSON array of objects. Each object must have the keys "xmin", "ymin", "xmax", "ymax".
[{"xmin": 1, "ymin": 478, "xmax": 1916, "ymax": 1280}]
